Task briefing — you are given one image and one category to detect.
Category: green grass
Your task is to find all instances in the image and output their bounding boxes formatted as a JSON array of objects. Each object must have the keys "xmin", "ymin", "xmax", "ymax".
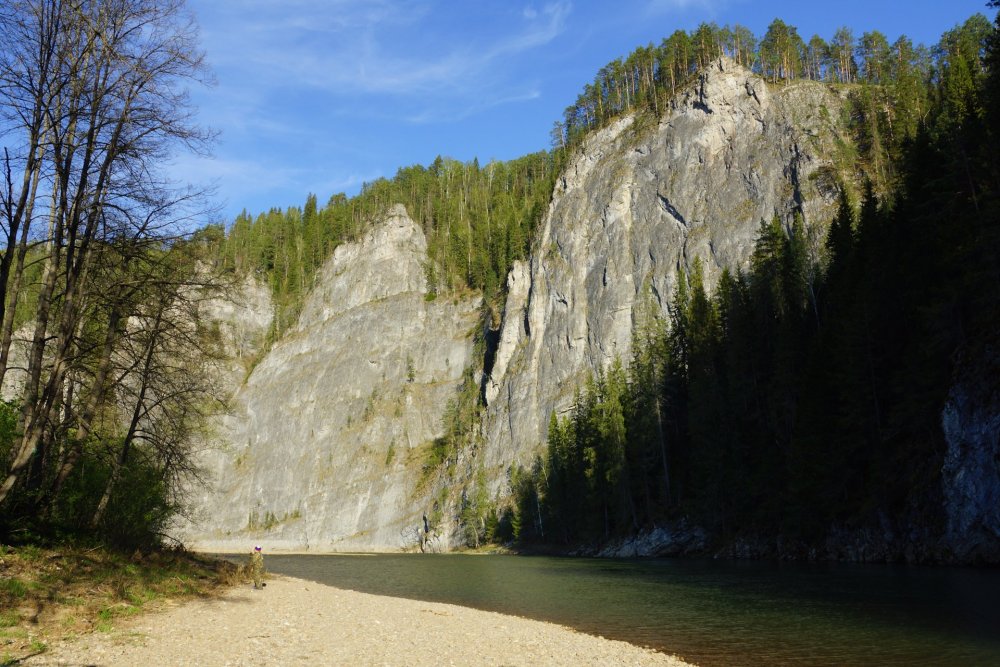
[
  {"xmin": 0, "ymin": 578, "xmax": 28, "ymax": 598},
  {"xmin": 0, "ymin": 544, "xmax": 241, "ymax": 662}
]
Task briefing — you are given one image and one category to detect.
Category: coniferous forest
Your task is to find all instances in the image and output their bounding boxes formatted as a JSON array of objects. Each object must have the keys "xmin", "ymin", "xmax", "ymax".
[
  {"xmin": 501, "ymin": 10, "xmax": 1000, "ymax": 554},
  {"xmin": 200, "ymin": 152, "xmax": 557, "ymax": 338},
  {"xmin": 1, "ymin": 0, "xmax": 998, "ymax": 559},
  {"xmin": 189, "ymin": 9, "xmax": 1000, "ymax": 560},
  {"xmin": 197, "ymin": 9, "xmax": 1000, "ymax": 555}
]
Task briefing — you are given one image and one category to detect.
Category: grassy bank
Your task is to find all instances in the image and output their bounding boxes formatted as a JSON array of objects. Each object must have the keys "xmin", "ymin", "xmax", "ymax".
[{"xmin": 0, "ymin": 544, "xmax": 243, "ymax": 665}]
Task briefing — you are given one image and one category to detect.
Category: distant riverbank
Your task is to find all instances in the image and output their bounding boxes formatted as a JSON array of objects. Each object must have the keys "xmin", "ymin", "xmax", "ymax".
[{"xmin": 28, "ymin": 574, "xmax": 691, "ymax": 666}]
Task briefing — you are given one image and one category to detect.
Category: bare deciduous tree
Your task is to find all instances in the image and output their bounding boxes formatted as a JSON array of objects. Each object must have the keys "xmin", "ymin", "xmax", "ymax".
[{"xmin": 0, "ymin": 0, "xmax": 215, "ymax": 515}]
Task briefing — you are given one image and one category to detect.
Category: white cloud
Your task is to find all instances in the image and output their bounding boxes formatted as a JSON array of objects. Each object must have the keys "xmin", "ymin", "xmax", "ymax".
[
  {"xmin": 645, "ymin": 0, "xmax": 724, "ymax": 12},
  {"xmin": 181, "ymin": 0, "xmax": 576, "ymax": 216},
  {"xmin": 404, "ymin": 89, "xmax": 542, "ymax": 124},
  {"xmin": 168, "ymin": 152, "xmax": 382, "ymax": 214},
  {"xmin": 195, "ymin": 0, "xmax": 569, "ymax": 104},
  {"xmin": 485, "ymin": 2, "xmax": 571, "ymax": 59}
]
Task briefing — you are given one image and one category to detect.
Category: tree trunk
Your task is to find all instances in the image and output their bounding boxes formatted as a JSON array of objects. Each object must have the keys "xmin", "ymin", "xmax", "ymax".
[
  {"xmin": 0, "ymin": 142, "xmax": 45, "ymax": 387},
  {"xmin": 46, "ymin": 308, "xmax": 122, "ymax": 507},
  {"xmin": 91, "ymin": 307, "xmax": 161, "ymax": 528},
  {"xmin": 654, "ymin": 395, "xmax": 671, "ymax": 503}
]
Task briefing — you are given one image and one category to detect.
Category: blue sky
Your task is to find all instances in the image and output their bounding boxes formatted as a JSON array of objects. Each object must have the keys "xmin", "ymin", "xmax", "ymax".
[{"xmin": 178, "ymin": 0, "xmax": 994, "ymax": 222}]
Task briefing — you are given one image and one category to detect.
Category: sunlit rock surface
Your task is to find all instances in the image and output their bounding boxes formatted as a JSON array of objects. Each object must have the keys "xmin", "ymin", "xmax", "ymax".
[
  {"xmin": 180, "ymin": 205, "xmax": 480, "ymax": 551},
  {"xmin": 480, "ymin": 58, "xmax": 847, "ymax": 481},
  {"xmin": 184, "ymin": 60, "xmax": 858, "ymax": 552}
]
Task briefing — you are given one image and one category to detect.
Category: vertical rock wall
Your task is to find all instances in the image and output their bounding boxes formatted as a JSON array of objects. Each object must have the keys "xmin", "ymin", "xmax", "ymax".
[
  {"xmin": 941, "ymin": 348, "xmax": 1000, "ymax": 562},
  {"xmin": 480, "ymin": 58, "xmax": 848, "ymax": 484},
  {"xmin": 184, "ymin": 60, "xmax": 858, "ymax": 552},
  {"xmin": 180, "ymin": 205, "xmax": 480, "ymax": 551}
]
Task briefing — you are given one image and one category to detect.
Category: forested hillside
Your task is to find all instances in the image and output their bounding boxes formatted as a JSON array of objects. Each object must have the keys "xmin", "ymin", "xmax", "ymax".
[
  {"xmin": 503, "ymin": 10, "xmax": 1000, "ymax": 560},
  {"xmin": 183, "ymin": 9, "xmax": 1000, "ymax": 560},
  {"xmin": 212, "ymin": 13, "xmax": 993, "ymax": 344},
  {"xmin": 555, "ymin": 14, "xmax": 993, "ymax": 195},
  {"xmin": 201, "ymin": 153, "xmax": 556, "ymax": 337}
]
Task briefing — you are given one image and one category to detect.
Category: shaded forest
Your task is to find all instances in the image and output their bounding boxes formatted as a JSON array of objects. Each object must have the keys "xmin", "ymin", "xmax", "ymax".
[{"xmin": 501, "ymin": 10, "xmax": 1000, "ymax": 557}]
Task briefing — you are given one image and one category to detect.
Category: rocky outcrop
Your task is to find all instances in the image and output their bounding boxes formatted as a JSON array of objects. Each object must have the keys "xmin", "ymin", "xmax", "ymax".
[
  {"xmin": 941, "ymin": 347, "xmax": 1000, "ymax": 562},
  {"xmin": 480, "ymin": 58, "xmax": 847, "ymax": 480},
  {"xmin": 179, "ymin": 205, "xmax": 481, "ymax": 551},
  {"xmin": 178, "ymin": 59, "xmax": 996, "ymax": 562},
  {"xmin": 182, "ymin": 60, "xmax": 862, "ymax": 552},
  {"xmin": 483, "ymin": 260, "xmax": 530, "ymax": 407},
  {"xmin": 206, "ymin": 273, "xmax": 274, "ymax": 360},
  {"xmin": 594, "ymin": 522, "xmax": 708, "ymax": 558}
]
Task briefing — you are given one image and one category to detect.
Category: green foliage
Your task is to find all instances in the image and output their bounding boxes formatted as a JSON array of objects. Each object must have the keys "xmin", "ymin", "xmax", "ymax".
[
  {"xmin": 246, "ymin": 508, "xmax": 290, "ymax": 531},
  {"xmin": 523, "ymin": 10, "xmax": 1000, "ymax": 550},
  {"xmin": 421, "ymin": 318, "xmax": 491, "ymax": 485},
  {"xmin": 362, "ymin": 388, "xmax": 379, "ymax": 422},
  {"xmin": 556, "ymin": 13, "xmax": 994, "ymax": 200},
  {"xmin": 0, "ymin": 578, "xmax": 28, "ymax": 599},
  {"xmin": 508, "ymin": 459, "xmax": 545, "ymax": 542},
  {"xmin": 44, "ymin": 440, "xmax": 179, "ymax": 550},
  {"xmin": 529, "ymin": 359, "xmax": 652, "ymax": 544},
  {"xmin": 459, "ymin": 469, "xmax": 494, "ymax": 547},
  {"xmin": 0, "ymin": 546, "xmax": 237, "ymax": 663},
  {"xmin": 385, "ymin": 440, "xmax": 397, "ymax": 466},
  {"xmin": 217, "ymin": 153, "xmax": 557, "ymax": 340},
  {"xmin": 0, "ymin": 401, "xmax": 18, "ymax": 467},
  {"xmin": 1, "ymin": 233, "xmax": 225, "ymax": 550}
]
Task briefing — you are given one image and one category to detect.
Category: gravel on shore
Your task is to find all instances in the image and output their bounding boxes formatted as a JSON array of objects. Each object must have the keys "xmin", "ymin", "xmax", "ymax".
[{"xmin": 25, "ymin": 574, "xmax": 695, "ymax": 666}]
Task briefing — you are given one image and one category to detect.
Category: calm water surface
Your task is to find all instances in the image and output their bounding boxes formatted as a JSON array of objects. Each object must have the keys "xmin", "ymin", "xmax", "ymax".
[{"xmin": 250, "ymin": 553, "xmax": 1000, "ymax": 666}]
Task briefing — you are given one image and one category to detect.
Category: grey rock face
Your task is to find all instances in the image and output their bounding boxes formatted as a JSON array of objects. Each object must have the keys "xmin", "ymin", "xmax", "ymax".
[
  {"xmin": 198, "ymin": 272, "xmax": 275, "ymax": 392},
  {"xmin": 207, "ymin": 273, "xmax": 274, "ymax": 360},
  {"xmin": 183, "ymin": 60, "xmax": 854, "ymax": 552},
  {"xmin": 595, "ymin": 522, "xmax": 708, "ymax": 558},
  {"xmin": 179, "ymin": 205, "xmax": 481, "ymax": 551},
  {"xmin": 0, "ymin": 326, "xmax": 31, "ymax": 400},
  {"xmin": 941, "ymin": 348, "xmax": 1000, "ymax": 562},
  {"xmin": 481, "ymin": 58, "xmax": 847, "ymax": 479},
  {"xmin": 484, "ymin": 260, "xmax": 530, "ymax": 407}
]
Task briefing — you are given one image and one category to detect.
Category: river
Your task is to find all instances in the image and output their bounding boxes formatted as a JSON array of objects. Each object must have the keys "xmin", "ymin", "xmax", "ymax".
[{"xmin": 249, "ymin": 553, "xmax": 1000, "ymax": 666}]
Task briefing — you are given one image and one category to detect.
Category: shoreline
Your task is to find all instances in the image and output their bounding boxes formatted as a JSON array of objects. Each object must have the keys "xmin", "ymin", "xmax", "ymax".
[{"xmin": 26, "ymin": 574, "xmax": 694, "ymax": 666}]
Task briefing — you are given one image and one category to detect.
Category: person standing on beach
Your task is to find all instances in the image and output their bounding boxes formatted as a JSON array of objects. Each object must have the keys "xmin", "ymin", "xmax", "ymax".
[{"xmin": 250, "ymin": 545, "xmax": 265, "ymax": 589}]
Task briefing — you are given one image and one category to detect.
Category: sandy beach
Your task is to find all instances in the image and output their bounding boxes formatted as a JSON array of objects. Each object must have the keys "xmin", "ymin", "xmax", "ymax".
[{"xmin": 25, "ymin": 574, "xmax": 694, "ymax": 666}]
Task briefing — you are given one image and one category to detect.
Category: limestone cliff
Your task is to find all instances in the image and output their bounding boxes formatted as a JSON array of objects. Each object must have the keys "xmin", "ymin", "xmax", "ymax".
[
  {"xmin": 183, "ymin": 59, "xmax": 855, "ymax": 552},
  {"xmin": 480, "ymin": 58, "xmax": 847, "ymax": 483},
  {"xmin": 179, "ymin": 205, "xmax": 480, "ymax": 550}
]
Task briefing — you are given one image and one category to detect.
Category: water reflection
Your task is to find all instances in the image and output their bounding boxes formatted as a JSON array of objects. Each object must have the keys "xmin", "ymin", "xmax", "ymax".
[{"xmin": 238, "ymin": 553, "xmax": 1000, "ymax": 666}]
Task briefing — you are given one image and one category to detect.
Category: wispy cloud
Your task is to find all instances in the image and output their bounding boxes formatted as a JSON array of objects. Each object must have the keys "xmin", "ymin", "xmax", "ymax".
[
  {"xmin": 198, "ymin": 0, "xmax": 569, "ymax": 103},
  {"xmin": 485, "ymin": 2, "xmax": 571, "ymax": 59},
  {"xmin": 168, "ymin": 152, "xmax": 382, "ymax": 213},
  {"xmin": 644, "ymin": 0, "xmax": 726, "ymax": 13},
  {"xmin": 183, "ymin": 0, "xmax": 575, "ymax": 216},
  {"xmin": 404, "ymin": 89, "xmax": 542, "ymax": 125}
]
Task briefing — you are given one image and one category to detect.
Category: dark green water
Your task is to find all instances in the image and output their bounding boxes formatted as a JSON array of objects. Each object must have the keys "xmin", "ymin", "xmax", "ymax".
[{"xmin": 252, "ymin": 554, "xmax": 1000, "ymax": 666}]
